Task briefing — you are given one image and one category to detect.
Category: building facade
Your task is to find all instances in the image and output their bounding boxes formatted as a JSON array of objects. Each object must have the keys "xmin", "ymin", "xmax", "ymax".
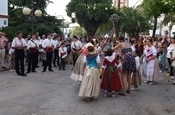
[
  {"xmin": 0, "ymin": 0, "xmax": 8, "ymax": 29},
  {"xmin": 113, "ymin": 0, "xmax": 129, "ymax": 8}
]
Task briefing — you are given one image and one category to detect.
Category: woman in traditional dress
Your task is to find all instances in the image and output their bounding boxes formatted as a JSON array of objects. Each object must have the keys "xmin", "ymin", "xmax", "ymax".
[
  {"xmin": 79, "ymin": 46, "xmax": 101, "ymax": 101},
  {"xmin": 112, "ymin": 36, "xmax": 136, "ymax": 96},
  {"xmin": 143, "ymin": 38, "xmax": 159, "ymax": 85},
  {"xmin": 101, "ymin": 49, "xmax": 122, "ymax": 97},
  {"xmin": 70, "ymin": 43, "xmax": 93, "ymax": 81}
]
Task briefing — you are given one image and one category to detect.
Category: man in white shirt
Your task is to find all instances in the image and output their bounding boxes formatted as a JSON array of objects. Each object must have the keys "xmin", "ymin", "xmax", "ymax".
[
  {"xmin": 11, "ymin": 32, "xmax": 27, "ymax": 76},
  {"xmin": 42, "ymin": 33, "xmax": 55, "ymax": 72},
  {"xmin": 53, "ymin": 35, "xmax": 61, "ymax": 67},
  {"xmin": 71, "ymin": 35, "xmax": 82, "ymax": 68},
  {"xmin": 0, "ymin": 32, "xmax": 7, "ymax": 68},
  {"xmin": 35, "ymin": 32, "xmax": 41, "ymax": 68},
  {"xmin": 26, "ymin": 33, "xmax": 39, "ymax": 73}
]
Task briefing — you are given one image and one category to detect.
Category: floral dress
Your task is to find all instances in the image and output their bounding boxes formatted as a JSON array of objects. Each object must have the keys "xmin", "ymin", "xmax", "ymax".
[{"xmin": 121, "ymin": 47, "xmax": 136, "ymax": 74}]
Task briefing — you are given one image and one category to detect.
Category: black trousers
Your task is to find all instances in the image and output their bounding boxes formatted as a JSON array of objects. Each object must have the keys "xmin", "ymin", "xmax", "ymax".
[
  {"xmin": 15, "ymin": 49, "xmax": 25, "ymax": 75},
  {"xmin": 167, "ymin": 58, "xmax": 174, "ymax": 76},
  {"xmin": 53, "ymin": 49, "xmax": 59, "ymax": 66},
  {"xmin": 59, "ymin": 58, "xmax": 66, "ymax": 70},
  {"xmin": 35, "ymin": 50, "xmax": 39, "ymax": 67},
  {"xmin": 73, "ymin": 54, "xmax": 78, "ymax": 67},
  {"xmin": 43, "ymin": 52, "xmax": 53, "ymax": 71},
  {"xmin": 27, "ymin": 51, "xmax": 37, "ymax": 72}
]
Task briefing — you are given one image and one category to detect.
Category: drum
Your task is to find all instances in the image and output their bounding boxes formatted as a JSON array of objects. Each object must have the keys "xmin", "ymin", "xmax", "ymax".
[{"xmin": 62, "ymin": 54, "xmax": 70, "ymax": 63}]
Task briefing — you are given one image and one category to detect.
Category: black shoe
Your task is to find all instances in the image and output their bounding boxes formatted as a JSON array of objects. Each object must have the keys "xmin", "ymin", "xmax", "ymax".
[
  {"xmin": 53, "ymin": 65, "xmax": 57, "ymax": 67},
  {"xmin": 21, "ymin": 74, "xmax": 27, "ymax": 77},
  {"xmin": 17, "ymin": 73, "xmax": 21, "ymax": 75},
  {"xmin": 42, "ymin": 70, "xmax": 46, "ymax": 72},
  {"xmin": 32, "ymin": 71, "xmax": 37, "ymax": 73},
  {"xmin": 26, "ymin": 71, "xmax": 30, "ymax": 73},
  {"xmin": 62, "ymin": 69, "xmax": 66, "ymax": 70},
  {"xmin": 49, "ymin": 70, "xmax": 54, "ymax": 72}
]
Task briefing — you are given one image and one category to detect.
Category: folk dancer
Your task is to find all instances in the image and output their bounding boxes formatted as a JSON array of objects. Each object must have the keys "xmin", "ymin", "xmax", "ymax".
[
  {"xmin": 70, "ymin": 43, "xmax": 94, "ymax": 81},
  {"xmin": 42, "ymin": 33, "xmax": 55, "ymax": 72},
  {"xmin": 11, "ymin": 32, "xmax": 27, "ymax": 76},
  {"xmin": 101, "ymin": 49, "xmax": 122, "ymax": 97},
  {"xmin": 79, "ymin": 46, "xmax": 101, "ymax": 101},
  {"xmin": 143, "ymin": 39, "xmax": 159, "ymax": 85}
]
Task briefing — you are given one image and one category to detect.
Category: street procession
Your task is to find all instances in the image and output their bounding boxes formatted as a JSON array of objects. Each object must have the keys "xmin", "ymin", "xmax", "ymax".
[{"xmin": 0, "ymin": 0, "xmax": 175, "ymax": 115}]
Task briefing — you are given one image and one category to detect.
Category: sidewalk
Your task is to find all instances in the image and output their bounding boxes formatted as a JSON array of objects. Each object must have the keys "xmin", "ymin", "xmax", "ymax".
[{"xmin": 0, "ymin": 63, "xmax": 10, "ymax": 72}]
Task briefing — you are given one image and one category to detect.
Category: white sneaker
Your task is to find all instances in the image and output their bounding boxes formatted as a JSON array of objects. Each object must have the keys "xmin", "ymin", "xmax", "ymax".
[
  {"xmin": 104, "ymin": 93, "xmax": 108, "ymax": 97},
  {"xmin": 170, "ymin": 76, "xmax": 174, "ymax": 80},
  {"xmin": 149, "ymin": 81, "xmax": 155, "ymax": 85},
  {"xmin": 173, "ymin": 81, "xmax": 175, "ymax": 85},
  {"xmin": 112, "ymin": 93, "xmax": 116, "ymax": 98}
]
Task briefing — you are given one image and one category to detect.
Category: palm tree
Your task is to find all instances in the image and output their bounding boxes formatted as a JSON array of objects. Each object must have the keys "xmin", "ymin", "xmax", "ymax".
[{"xmin": 118, "ymin": 7, "xmax": 150, "ymax": 39}]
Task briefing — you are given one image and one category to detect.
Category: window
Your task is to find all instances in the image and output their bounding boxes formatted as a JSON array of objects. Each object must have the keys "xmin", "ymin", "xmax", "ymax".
[{"xmin": 4, "ymin": 20, "xmax": 7, "ymax": 25}]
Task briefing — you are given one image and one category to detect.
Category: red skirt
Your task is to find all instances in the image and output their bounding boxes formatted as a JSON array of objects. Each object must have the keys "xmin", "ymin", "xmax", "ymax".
[{"xmin": 101, "ymin": 69, "xmax": 122, "ymax": 91}]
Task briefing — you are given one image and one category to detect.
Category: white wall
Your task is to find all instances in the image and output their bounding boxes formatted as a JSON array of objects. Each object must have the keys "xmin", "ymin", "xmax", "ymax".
[
  {"xmin": 0, "ymin": 0, "xmax": 8, "ymax": 15},
  {"xmin": 0, "ymin": 0, "xmax": 8, "ymax": 28}
]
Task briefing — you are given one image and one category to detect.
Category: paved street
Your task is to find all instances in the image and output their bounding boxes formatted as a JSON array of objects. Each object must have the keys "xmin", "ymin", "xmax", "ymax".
[{"xmin": 0, "ymin": 64, "xmax": 175, "ymax": 115}]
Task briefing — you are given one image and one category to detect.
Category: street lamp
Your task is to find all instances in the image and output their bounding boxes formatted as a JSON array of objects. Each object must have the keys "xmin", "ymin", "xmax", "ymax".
[
  {"xmin": 110, "ymin": 14, "xmax": 119, "ymax": 42},
  {"xmin": 22, "ymin": 2, "xmax": 42, "ymax": 33},
  {"xmin": 168, "ymin": 21, "xmax": 174, "ymax": 37}
]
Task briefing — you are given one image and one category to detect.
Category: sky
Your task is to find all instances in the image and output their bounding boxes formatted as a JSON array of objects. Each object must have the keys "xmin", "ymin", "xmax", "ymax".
[{"xmin": 46, "ymin": 0, "xmax": 142, "ymax": 21}]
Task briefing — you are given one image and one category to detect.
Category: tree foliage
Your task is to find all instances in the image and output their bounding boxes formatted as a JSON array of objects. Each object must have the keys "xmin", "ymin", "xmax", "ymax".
[
  {"xmin": 118, "ymin": 7, "xmax": 150, "ymax": 38},
  {"xmin": 141, "ymin": 0, "xmax": 175, "ymax": 37},
  {"xmin": 66, "ymin": 0, "xmax": 117, "ymax": 37},
  {"xmin": 2, "ymin": 0, "xmax": 62, "ymax": 40},
  {"xmin": 69, "ymin": 27, "xmax": 87, "ymax": 37}
]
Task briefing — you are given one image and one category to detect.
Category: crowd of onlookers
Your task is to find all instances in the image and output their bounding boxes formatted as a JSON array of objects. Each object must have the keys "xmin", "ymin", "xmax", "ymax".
[{"xmin": 0, "ymin": 30, "xmax": 175, "ymax": 85}]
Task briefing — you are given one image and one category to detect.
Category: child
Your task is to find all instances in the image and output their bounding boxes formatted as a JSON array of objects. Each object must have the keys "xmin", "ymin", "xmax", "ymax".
[
  {"xmin": 79, "ymin": 46, "xmax": 101, "ymax": 101},
  {"xmin": 101, "ymin": 49, "xmax": 122, "ymax": 97},
  {"xmin": 9, "ymin": 46, "xmax": 15, "ymax": 72},
  {"xmin": 131, "ymin": 50, "xmax": 142, "ymax": 90},
  {"xmin": 59, "ymin": 42, "xmax": 68, "ymax": 70}
]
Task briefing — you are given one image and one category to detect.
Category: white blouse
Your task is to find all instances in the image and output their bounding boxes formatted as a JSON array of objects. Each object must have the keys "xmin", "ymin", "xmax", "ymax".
[{"xmin": 83, "ymin": 54, "xmax": 101, "ymax": 64}]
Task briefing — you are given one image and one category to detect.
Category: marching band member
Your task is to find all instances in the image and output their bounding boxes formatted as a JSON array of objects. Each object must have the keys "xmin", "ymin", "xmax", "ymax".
[
  {"xmin": 42, "ymin": 33, "xmax": 55, "ymax": 72},
  {"xmin": 58, "ymin": 42, "xmax": 68, "ymax": 70},
  {"xmin": 71, "ymin": 35, "xmax": 82, "ymax": 69},
  {"xmin": 53, "ymin": 35, "xmax": 61, "ymax": 67},
  {"xmin": 26, "ymin": 33, "xmax": 39, "ymax": 73},
  {"xmin": 11, "ymin": 32, "xmax": 27, "ymax": 76}
]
